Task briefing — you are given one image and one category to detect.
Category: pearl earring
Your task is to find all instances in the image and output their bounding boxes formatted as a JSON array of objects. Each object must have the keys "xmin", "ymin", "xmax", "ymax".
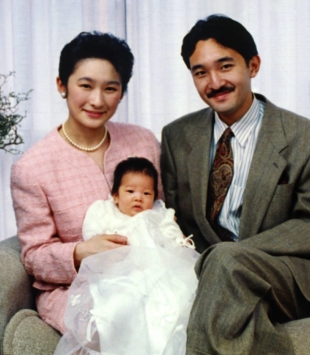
[{"xmin": 61, "ymin": 92, "xmax": 66, "ymax": 98}]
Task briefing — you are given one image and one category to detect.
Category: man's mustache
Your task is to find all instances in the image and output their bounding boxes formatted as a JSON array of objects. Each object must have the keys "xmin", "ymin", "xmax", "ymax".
[{"xmin": 206, "ymin": 86, "xmax": 235, "ymax": 99}]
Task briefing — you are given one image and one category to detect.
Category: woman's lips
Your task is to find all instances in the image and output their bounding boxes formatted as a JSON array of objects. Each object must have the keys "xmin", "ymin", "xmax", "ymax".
[{"xmin": 84, "ymin": 110, "xmax": 104, "ymax": 118}]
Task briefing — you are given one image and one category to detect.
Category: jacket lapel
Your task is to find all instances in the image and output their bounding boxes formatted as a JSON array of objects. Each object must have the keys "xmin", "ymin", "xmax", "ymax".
[
  {"xmin": 185, "ymin": 109, "xmax": 221, "ymax": 244},
  {"xmin": 238, "ymin": 98, "xmax": 288, "ymax": 240}
]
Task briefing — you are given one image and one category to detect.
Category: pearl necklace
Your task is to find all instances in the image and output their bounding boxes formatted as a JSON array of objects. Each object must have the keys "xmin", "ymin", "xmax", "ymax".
[{"xmin": 62, "ymin": 122, "xmax": 108, "ymax": 152}]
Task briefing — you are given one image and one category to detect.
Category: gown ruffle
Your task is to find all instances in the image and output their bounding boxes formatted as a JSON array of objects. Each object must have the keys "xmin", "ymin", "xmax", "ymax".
[{"xmin": 54, "ymin": 199, "xmax": 199, "ymax": 355}]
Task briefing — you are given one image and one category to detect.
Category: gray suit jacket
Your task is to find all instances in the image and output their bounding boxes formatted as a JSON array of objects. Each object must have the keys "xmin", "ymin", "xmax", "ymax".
[{"xmin": 161, "ymin": 94, "xmax": 310, "ymax": 298}]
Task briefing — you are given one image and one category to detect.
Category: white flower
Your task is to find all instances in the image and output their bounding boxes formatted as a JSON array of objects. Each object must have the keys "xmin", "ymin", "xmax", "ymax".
[{"xmin": 69, "ymin": 294, "xmax": 81, "ymax": 306}]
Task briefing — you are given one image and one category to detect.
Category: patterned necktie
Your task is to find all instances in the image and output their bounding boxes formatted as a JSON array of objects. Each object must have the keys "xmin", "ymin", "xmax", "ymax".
[{"xmin": 207, "ymin": 127, "xmax": 234, "ymax": 241}]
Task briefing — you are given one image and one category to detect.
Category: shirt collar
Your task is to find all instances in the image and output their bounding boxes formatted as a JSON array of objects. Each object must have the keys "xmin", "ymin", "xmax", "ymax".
[{"xmin": 214, "ymin": 96, "xmax": 261, "ymax": 148}]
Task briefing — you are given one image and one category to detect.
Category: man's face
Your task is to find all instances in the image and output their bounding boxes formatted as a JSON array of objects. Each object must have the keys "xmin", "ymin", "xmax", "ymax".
[{"xmin": 189, "ymin": 39, "xmax": 260, "ymax": 125}]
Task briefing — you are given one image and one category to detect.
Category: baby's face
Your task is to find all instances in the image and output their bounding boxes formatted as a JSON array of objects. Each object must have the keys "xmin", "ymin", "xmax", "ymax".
[{"xmin": 113, "ymin": 172, "xmax": 155, "ymax": 216}]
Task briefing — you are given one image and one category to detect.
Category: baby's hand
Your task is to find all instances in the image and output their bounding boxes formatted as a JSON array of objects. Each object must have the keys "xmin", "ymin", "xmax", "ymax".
[{"xmin": 74, "ymin": 233, "xmax": 128, "ymax": 266}]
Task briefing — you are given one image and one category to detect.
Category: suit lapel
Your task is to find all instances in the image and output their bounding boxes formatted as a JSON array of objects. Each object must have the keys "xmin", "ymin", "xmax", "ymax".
[
  {"xmin": 185, "ymin": 109, "xmax": 221, "ymax": 244},
  {"xmin": 239, "ymin": 98, "xmax": 288, "ymax": 240}
]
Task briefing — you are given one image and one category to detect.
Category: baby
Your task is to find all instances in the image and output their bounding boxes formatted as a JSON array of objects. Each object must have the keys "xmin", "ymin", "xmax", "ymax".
[
  {"xmin": 55, "ymin": 157, "xmax": 199, "ymax": 355},
  {"xmin": 83, "ymin": 157, "xmax": 194, "ymax": 249}
]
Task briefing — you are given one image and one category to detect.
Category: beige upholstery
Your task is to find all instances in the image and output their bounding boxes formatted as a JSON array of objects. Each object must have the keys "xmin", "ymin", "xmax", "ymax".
[
  {"xmin": 3, "ymin": 309, "xmax": 60, "ymax": 355},
  {"xmin": 0, "ymin": 236, "xmax": 60, "ymax": 355},
  {"xmin": 283, "ymin": 318, "xmax": 310, "ymax": 354},
  {"xmin": 0, "ymin": 236, "xmax": 310, "ymax": 354}
]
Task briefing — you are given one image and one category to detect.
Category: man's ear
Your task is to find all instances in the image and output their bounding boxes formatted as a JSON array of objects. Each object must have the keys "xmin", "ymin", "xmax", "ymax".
[
  {"xmin": 249, "ymin": 55, "xmax": 261, "ymax": 78},
  {"xmin": 112, "ymin": 193, "xmax": 119, "ymax": 205}
]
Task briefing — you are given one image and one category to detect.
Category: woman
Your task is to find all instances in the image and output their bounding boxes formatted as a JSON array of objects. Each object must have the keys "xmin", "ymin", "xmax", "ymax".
[{"xmin": 10, "ymin": 31, "xmax": 163, "ymax": 334}]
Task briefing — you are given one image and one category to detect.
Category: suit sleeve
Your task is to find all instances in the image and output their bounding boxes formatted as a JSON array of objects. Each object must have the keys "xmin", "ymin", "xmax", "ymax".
[
  {"xmin": 11, "ymin": 163, "xmax": 78, "ymax": 285},
  {"xmin": 241, "ymin": 155, "xmax": 310, "ymax": 257},
  {"xmin": 140, "ymin": 127, "xmax": 164, "ymax": 200},
  {"xmin": 160, "ymin": 127, "xmax": 186, "ymax": 233}
]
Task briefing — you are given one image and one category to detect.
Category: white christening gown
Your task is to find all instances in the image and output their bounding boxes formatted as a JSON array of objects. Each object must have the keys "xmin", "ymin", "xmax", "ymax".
[{"xmin": 54, "ymin": 198, "xmax": 199, "ymax": 355}]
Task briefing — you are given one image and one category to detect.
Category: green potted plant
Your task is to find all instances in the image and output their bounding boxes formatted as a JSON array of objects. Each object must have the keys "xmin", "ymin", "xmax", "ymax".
[{"xmin": 0, "ymin": 72, "xmax": 32, "ymax": 153}]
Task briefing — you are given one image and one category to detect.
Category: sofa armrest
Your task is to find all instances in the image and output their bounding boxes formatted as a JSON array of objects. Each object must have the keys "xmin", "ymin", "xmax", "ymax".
[
  {"xmin": 0, "ymin": 237, "xmax": 35, "ymax": 354},
  {"xmin": 3, "ymin": 309, "xmax": 60, "ymax": 355},
  {"xmin": 1, "ymin": 236, "xmax": 21, "ymax": 254}
]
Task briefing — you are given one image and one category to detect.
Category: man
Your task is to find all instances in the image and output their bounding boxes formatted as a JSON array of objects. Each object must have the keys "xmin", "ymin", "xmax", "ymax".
[{"xmin": 161, "ymin": 14, "xmax": 310, "ymax": 355}]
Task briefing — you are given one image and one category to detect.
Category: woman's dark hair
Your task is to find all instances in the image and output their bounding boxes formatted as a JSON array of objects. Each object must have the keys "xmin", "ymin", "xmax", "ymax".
[
  {"xmin": 112, "ymin": 157, "xmax": 158, "ymax": 200},
  {"xmin": 58, "ymin": 31, "xmax": 134, "ymax": 93},
  {"xmin": 181, "ymin": 14, "xmax": 258, "ymax": 68}
]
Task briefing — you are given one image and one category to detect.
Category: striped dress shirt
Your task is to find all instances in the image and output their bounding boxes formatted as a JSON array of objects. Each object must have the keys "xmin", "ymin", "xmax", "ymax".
[{"xmin": 210, "ymin": 96, "xmax": 265, "ymax": 241}]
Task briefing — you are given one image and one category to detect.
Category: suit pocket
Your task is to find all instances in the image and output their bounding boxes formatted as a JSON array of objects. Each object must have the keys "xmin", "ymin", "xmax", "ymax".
[
  {"xmin": 48, "ymin": 192, "xmax": 94, "ymax": 240},
  {"xmin": 48, "ymin": 192, "xmax": 86, "ymax": 212},
  {"xmin": 260, "ymin": 182, "xmax": 295, "ymax": 231},
  {"xmin": 273, "ymin": 182, "xmax": 295, "ymax": 198}
]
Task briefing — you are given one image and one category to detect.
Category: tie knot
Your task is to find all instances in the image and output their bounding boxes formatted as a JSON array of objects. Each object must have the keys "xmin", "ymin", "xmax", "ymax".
[{"xmin": 220, "ymin": 127, "xmax": 234, "ymax": 143}]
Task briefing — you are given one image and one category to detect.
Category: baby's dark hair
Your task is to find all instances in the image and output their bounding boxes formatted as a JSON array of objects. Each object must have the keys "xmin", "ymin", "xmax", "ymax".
[
  {"xmin": 112, "ymin": 157, "xmax": 158, "ymax": 199},
  {"xmin": 59, "ymin": 31, "xmax": 134, "ymax": 93}
]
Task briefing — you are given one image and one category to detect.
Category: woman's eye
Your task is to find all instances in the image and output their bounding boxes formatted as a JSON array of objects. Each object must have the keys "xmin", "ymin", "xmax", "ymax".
[
  {"xmin": 127, "ymin": 189, "xmax": 134, "ymax": 193},
  {"xmin": 80, "ymin": 84, "xmax": 91, "ymax": 89}
]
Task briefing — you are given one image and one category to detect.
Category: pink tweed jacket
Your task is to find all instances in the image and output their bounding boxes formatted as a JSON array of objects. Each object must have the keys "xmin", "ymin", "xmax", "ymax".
[{"xmin": 11, "ymin": 121, "xmax": 162, "ymax": 333}]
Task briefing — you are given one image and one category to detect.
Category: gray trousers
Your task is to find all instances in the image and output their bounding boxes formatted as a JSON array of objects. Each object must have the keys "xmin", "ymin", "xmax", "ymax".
[{"xmin": 186, "ymin": 243, "xmax": 310, "ymax": 355}]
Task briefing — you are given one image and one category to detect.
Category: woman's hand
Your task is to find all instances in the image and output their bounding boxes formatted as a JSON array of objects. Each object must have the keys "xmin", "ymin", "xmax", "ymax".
[{"xmin": 74, "ymin": 234, "xmax": 128, "ymax": 267}]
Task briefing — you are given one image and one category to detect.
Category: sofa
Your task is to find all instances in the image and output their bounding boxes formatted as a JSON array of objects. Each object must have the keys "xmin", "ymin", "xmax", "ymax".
[
  {"xmin": 1, "ymin": 236, "xmax": 310, "ymax": 355},
  {"xmin": 0, "ymin": 236, "xmax": 60, "ymax": 355}
]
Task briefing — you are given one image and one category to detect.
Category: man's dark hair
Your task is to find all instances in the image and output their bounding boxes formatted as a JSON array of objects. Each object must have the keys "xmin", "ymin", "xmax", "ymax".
[
  {"xmin": 181, "ymin": 14, "xmax": 258, "ymax": 68},
  {"xmin": 112, "ymin": 157, "xmax": 158, "ymax": 200},
  {"xmin": 59, "ymin": 31, "xmax": 134, "ymax": 93}
]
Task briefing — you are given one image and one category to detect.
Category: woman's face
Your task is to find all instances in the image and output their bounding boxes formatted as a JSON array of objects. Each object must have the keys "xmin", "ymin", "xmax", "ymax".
[{"xmin": 57, "ymin": 58, "xmax": 123, "ymax": 129}]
